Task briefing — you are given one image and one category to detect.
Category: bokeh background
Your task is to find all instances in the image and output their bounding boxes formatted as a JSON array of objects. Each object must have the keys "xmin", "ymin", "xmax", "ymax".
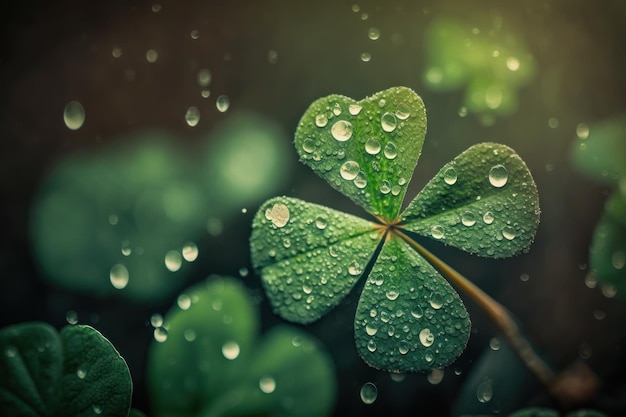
[{"xmin": 1, "ymin": 0, "xmax": 625, "ymax": 416}]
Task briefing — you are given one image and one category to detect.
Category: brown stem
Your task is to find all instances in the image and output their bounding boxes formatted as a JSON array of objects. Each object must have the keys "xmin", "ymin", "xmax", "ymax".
[{"xmin": 393, "ymin": 229, "xmax": 556, "ymax": 387}]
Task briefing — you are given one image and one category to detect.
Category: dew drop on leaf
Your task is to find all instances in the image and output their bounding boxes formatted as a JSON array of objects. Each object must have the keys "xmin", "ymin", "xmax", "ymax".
[
  {"xmin": 365, "ymin": 137, "xmax": 381, "ymax": 155},
  {"xmin": 315, "ymin": 216, "xmax": 327, "ymax": 230},
  {"xmin": 429, "ymin": 292, "xmax": 443, "ymax": 309},
  {"xmin": 368, "ymin": 27, "xmax": 380, "ymax": 40},
  {"xmin": 154, "ymin": 327, "xmax": 168, "ymax": 343},
  {"xmin": 367, "ymin": 340, "xmax": 377, "ymax": 352},
  {"xmin": 396, "ymin": 103, "xmax": 411, "ymax": 120},
  {"xmin": 183, "ymin": 329, "xmax": 196, "ymax": 342},
  {"xmin": 348, "ymin": 261, "xmax": 362, "ymax": 276},
  {"xmin": 110, "ymin": 264, "xmax": 129, "ymax": 289},
  {"xmin": 383, "ymin": 142, "xmax": 398, "ymax": 159},
  {"xmin": 612, "ymin": 251, "xmax": 625, "ymax": 270},
  {"xmin": 385, "ymin": 287, "xmax": 399, "ymax": 300},
  {"xmin": 331, "ymin": 120, "xmax": 353, "ymax": 141},
  {"xmin": 92, "ymin": 405, "xmax": 103, "ymax": 415},
  {"xmin": 353, "ymin": 172, "xmax": 368, "ymax": 188},
  {"xmin": 150, "ymin": 313, "xmax": 163, "ymax": 328},
  {"xmin": 366, "ymin": 324, "xmax": 378, "ymax": 336},
  {"xmin": 381, "ymin": 112, "xmax": 397, "ymax": 132},
  {"xmin": 443, "ymin": 167, "xmax": 458, "ymax": 185},
  {"xmin": 76, "ymin": 365, "xmax": 87, "ymax": 379},
  {"xmin": 419, "ymin": 328, "xmax": 435, "ymax": 347},
  {"xmin": 489, "ymin": 164, "xmax": 508, "ymax": 187},
  {"xmin": 340, "ymin": 160, "xmax": 360, "ymax": 180},
  {"xmin": 398, "ymin": 341, "xmax": 410, "ymax": 355},
  {"xmin": 360, "ymin": 382, "xmax": 378, "ymax": 404},
  {"xmin": 265, "ymin": 203, "xmax": 290, "ymax": 227},
  {"xmin": 177, "ymin": 294, "xmax": 191, "ymax": 310},
  {"xmin": 483, "ymin": 211, "xmax": 495, "ymax": 224},
  {"xmin": 430, "ymin": 225, "xmax": 444, "ymax": 239},
  {"xmin": 259, "ymin": 376, "xmax": 276, "ymax": 394},
  {"xmin": 502, "ymin": 225, "xmax": 516, "ymax": 240},
  {"xmin": 380, "ymin": 180, "xmax": 391, "ymax": 194},
  {"xmin": 332, "ymin": 103, "xmax": 342, "ymax": 116},
  {"xmin": 315, "ymin": 114, "xmax": 328, "ymax": 127},
  {"xmin": 461, "ymin": 211, "xmax": 477, "ymax": 226},
  {"xmin": 349, "ymin": 103, "xmax": 362, "ymax": 115},
  {"xmin": 197, "ymin": 68, "xmax": 211, "ymax": 87},
  {"xmin": 411, "ymin": 306, "xmax": 423, "ymax": 319}
]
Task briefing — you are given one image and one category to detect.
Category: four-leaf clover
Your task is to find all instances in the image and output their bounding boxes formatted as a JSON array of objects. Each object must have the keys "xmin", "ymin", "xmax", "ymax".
[{"xmin": 250, "ymin": 87, "xmax": 539, "ymax": 372}]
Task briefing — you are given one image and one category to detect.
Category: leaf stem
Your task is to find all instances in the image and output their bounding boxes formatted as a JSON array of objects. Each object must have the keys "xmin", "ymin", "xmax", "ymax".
[{"xmin": 393, "ymin": 229, "xmax": 556, "ymax": 387}]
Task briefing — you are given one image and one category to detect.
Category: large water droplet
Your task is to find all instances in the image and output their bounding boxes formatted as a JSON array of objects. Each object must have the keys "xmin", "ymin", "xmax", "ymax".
[
  {"xmin": 411, "ymin": 306, "xmax": 423, "ymax": 319},
  {"xmin": 365, "ymin": 137, "xmax": 381, "ymax": 155},
  {"xmin": 353, "ymin": 172, "xmax": 368, "ymax": 188},
  {"xmin": 576, "ymin": 123, "xmax": 590, "ymax": 140},
  {"xmin": 265, "ymin": 203, "xmax": 290, "ymax": 228},
  {"xmin": 259, "ymin": 376, "xmax": 276, "ymax": 393},
  {"xmin": 483, "ymin": 211, "xmax": 495, "ymax": 224},
  {"xmin": 396, "ymin": 103, "xmax": 411, "ymax": 120},
  {"xmin": 150, "ymin": 313, "xmax": 163, "ymax": 328},
  {"xmin": 360, "ymin": 382, "xmax": 378, "ymax": 404},
  {"xmin": 386, "ymin": 287, "xmax": 399, "ymax": 300},
  {"xmin": 348, "ymin": 261, "xmax": 362, "ymax": 276},
  {"xmin": 461, "ymin": 211, "xmax": 477, "ymax": 227},
  {"xmin": 331, "ymin": 120, "xmax": 353, "ymax": 141},
  {"xmin": 302, "ymin": 138, "xmax": 315, "ymax": 153},
  {"xmin": 177, "ymin": 294, "xmax": 192, "ymax": 310},
  {"xmin": 63, "ymin": 101, "xmax": 85, "ymax": 130},
  {"xmin": 182, "ymin": 242, "xmax": 199, "ymax": 262},
  {"xmin": 315, "ymin": 114, "xmax": 328, "ymax": 127},
  {"xmin": 349, "ymin": 103, "xmax": 362, "ymax": 115},
  {"xmin": 367, "ymin": 339, "xmax": 377, "ymax": 352},
  {"xmin": 443, "ymin": 167, "xmax": 458, "ymax": 185},
  {"xmin": 154, "ymin": 327, "xmax": 168, "ymax": 343},
  {"xmin": 381, "ymin": 112, "xmax": 397, "ymax": 132},
  {"xmin": 368, "ymin": 27, "xmax": 380, "ymax": 40},
  {"xmin": 222, "ymin": 341, "xmax": 240, "ymax": 360},
  {"xmin": 379, "ymin": 180, "xmax": 391, "ymax": 195},
  {"xmin": 340, "ymin": 160, "xmax": 360, "ymax": 180},
  {"xmin": 419, "ymin": 328, "xmax": 434, "ymax": 347},
  {"xmin": 185, "ymin": 106, "xmax": 200, "ymax": 127},
  {"xmin": 165, "ymin": 250, "xmax": 182, "ymax": 272},
  {"xmin": 366, "ymin": 324, "xmax": 378, "ymax": 336},
  {"xmin": 398, "ymin": 342, "xmax": 410, "ymax": 355},
  {"xmin": 489, "ymin": 165, "xmax": 508, "ymax": 187},
  {"xmin": 476, "ymin": 379, "xmax": 493, "ymax": 403},
  {"xmin": 216, "ymin": 95, "xmax": 230, "ymax": 112},
  {"xmin": 110, "ymin": 264, "xmax": 129, "ymax": 289},
  {"xmin": 429, "ymin": 292, "xmax": 443, "ymax": 309},
  {"xmin": 430, "ymin": 225, "xmax": 444, "ymax": 239},
  {"xmin": 383, "ymin": 142, "xmax": 398, "ymax": 159},
  {"xmin": 502, "ymin": 225, "xmax": 516, "ymax": 240}
]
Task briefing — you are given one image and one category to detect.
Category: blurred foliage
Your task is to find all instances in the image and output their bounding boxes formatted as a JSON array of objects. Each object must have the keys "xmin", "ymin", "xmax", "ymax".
[
  {"xmin": 571, "ymin": 116, "xmax": 626, "ymax": 297},
  {"xmin": 29, "ymin": 113, "xmax": 291, "ymax": 303},
  {"xmin": 0, "ymin": 322, "xmax": 132, "ymax": 417},
  {"xmin": 424, "ymin": 15, "xmax": 535, "ymax": 123},
  {"xmin": 147, "ymin": 276, "xmax": 337, "ymax": 417}
]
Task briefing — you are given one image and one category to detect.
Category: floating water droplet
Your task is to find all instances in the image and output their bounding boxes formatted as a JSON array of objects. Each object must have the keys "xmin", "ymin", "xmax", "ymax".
[
  {"xmin": 383, "ymin": 142, "xmax": 397, "ymax": 159},
  {"xmin": 66, "ymin": 310, "xmax": 78, "ymax": 325},
  {"xmin": 360, "ymin": 382, "xmax": 378, "ymax": 404},
  {"xmin": 368, "ymin": 27, "xmax": 380, "ymax": 40},
  {"xmin": 182, "ymin": 242, "xmax": 198, "ymax": 262},
  {"xmin": 366, "ymin": 324, "xmax": 378, "ymax": 336},
  {"xmin": 150, "ymin": 313, "xmax": 163, "ymax": 327},
  {"xmin": 331, "ymin": 120, "xmax": 353, "ymax": 141},
  {"xmin": 419, "ymin": 328, "xmax": 434, "ymax": 347},
  {"xmin": 349, "ymin": 103, "xmax": 362, "ymax": 115},
  {"xmin": 489, "ymin": 165, "xmax": 508, "ymax": 188},
  {"xmin": 477, "ymin": 379, "xmax": 493, "ymax": 403},
  {"xmin": 259, "ymin": 376, "xmax": 276, "ymax": 394},
  {"xmin": 380, "ymin": 180, "xmax": 391, "ymax": 194},
  {"xmin": 430, "ymin": 225, "xmax": 444, "ymax": 239},
  {"xmin": 367, "ymin": 339, "xmax": 377, "ymax": 352},
  {"xmin": 502, "ymin": 225, "xmax": 516, "ymax": 240},
  {"xmin": 576, "ymin": 123, "xmax": 590, "ymax": 140},
  {"xmin": 154, "ymin": 327, "xmax": 168, "ymax": 343},
  {"xmin": 222, "ymin": 341, "xmax": 240, "ymax": 360},
  {"xmin": 398, "ymin": 342, "xmax": 410, "ymax": 355},
  {"xmin": 353, "ymin": 172, "xmax": 368, "ymax": 188},
  {"xmin": 386, "ymin": 287, "xmax": 399, "ymax": 300},
  {"xmin": 76, "ymin": 365, "xmax": 87, "ymax": 379},
  {"xmin": 489, "ymin": 337, "xmax": 501, "ymax": 351},
  {"xmin": 110, "ymin": 264, "xmax": 129, "ymax": 289},
  {"xmin": 216, "ymin": 95, "xmax": 230, "ymax": 112},
  {"xmin": 360, "ymin": 52, "xmax": 371, "ymax": 62},
  {"xmin": 265, "ymin": 203, "xmax": 290, "ymax": 228},
  {"xmin": 483, "ymin": 211, "xmax": 495, "ymax": 224},
  {"xmin": 177, "ymin": 294, "xmax": 192, "ymax": 310},
  {"xmin": 461, "ymin": 211, "xmax": 477, "ymax": 227},
  {"xmin": 315, "ymin": 216, "xmax": 327, "ymax": 230},
  {"xmin": 443, "ymin": 167, "xmax": 458, "ymax": 185},
  {"xmin": 197, "ymin": 68, "xmax": 211, "ymax": 87},
  {"xmin": 165, "ymin": 250, "xmax": 182, "ymax": 272},
  {"xmin": 365, "ymin": 137, "xmax": 381, "ymax": 155},
  {"xmin": 381, "ymin": 112, "xmax": 397, "ymax": 132},
  {"xmin": 63, "ymin": 101, "xmax": 86, "ymax": 130},
  {"xmin": 340, "ymin": 160, "xmax": 360, "ymax": 180},
  {"xmin": 185, "ymin": 106, "xmax": 200, "ymax": 127}
]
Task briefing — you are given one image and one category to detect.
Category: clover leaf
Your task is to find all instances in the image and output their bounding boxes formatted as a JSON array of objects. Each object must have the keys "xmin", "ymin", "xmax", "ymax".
[
  {"xmin": 147, "ymin": 276, "xmax": 337, "ymax": 417},
  {"xmin": 0, "ymin": 322, "xmax": 132, "ymax": 417},
  {"xmin": 250, "ymin": 87, "xmax": 539, "ymax": 372}
]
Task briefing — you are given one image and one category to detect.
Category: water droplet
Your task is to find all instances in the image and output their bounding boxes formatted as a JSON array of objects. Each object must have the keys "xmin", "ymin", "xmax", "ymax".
[
  {"xmin": 461, "ymin": 211, "xmax": 477, "ymax": 227},
  {"xmin": 348, "ymin": 261, "xmax": 362, "ymax": 276},
  {"xmin": 92, "ymin": 405, "xmax": 103, "ymax": 415},
  {"xmin": 154, "ymin": 327, "xmax": 168, "ymax": 343},
  {"xmin": 502, "ymin": 225, "xmax": 516, "ymax": 240},
  {"xmin": 483, "ymin": 211, "xmax": 495, "ymax": 224},
  {"xmin": 265, "ymin": 203, "xmax": 290, "ymax": 227},
  {"xmin": 165, "ymin": 250, "xmax": 183, "ymax": 272},
  {"xmin": 489, "ymin": 165, "xmax": 508, "ymax": 188},
  {"xmin": 63, "ymin": 101, "xmax": 85, "ymax": 130},
  {"xmin": 110, "ymin": 264, "xmax": 129, "ymax": 289},
  {"xmin": 390, "ymin": 373, "xmax": 405, "ymax": 382},
  {"xmin": 360, "ymin": 382, "xmax": 378, "ymax": 404},
  {"xmin": 427, "ymin": 369, "xmax": 445, "ymax": 385},
  {"xmin": 365, "ymin": 137, "xmax": 381, "ymax": 155},
  {"xmin": 353, "ymin": 172, "xmax": 368, "ymax": 188},
  {"xmin": 520, "ymin": 273, "xmax": 530, "ymax": 282},
  {"xmin": 332, "ymin": 103, "xmax": 342, "ymax": 116},
  {"xmin": 150, "ymin": 313, "xmax": 163, "ymax": 327},
  {"xmin": 430, "ymin": 225, "xmax": 444, "ymax": 239},
  {"xmin": 506, "ymin": 56, "xmax": 520, "ymax": 71},
  {"xmin": 429, "ymin": 292, "xmax": 443, "ymax": 309},
  {"xmin": 185, "ymin": 106, "xmax": 200, "ymax": 127},
  {"xmin": 576, "ymin": 123, "xmax": 590, "ymax": 140},
  {"xmin": 66, "ymin": 310, "xmax": 78, "ymax": 325},
  {"xmin": 381, "ymin": 112, "xmax": 397, "ymax": 132},
  {"xmin": 76, "ymin": 365, "xmax": 87, "ymax": 379},
  {"xmin": 612, "ymin": 251, "xmax": 625, "ymax": 270},
  {"xmin": 259, "ymin": 376, "xmax": 276, "ymax": 394},
  {"xmin": 386, "ymin": 287, "xmax": 399, "ymax": 300},
  {"xmin": 146, "ymin": 49, "xmax": 158, "ymax": 63},
  {"xmin": 458, "ymin": 106, "xmax": 468, "ymax": 117},
  {"xmin": 367, "ymin": 340, "xmax": 377, "ymax": 352},
  {"xmin": 222, "ymin": 341, "xmax": 240, "ymax": 360},
  {"xmin": 443, "ymin": 167, "xmax": 458, "ymax": 185},
  {"xmin": 489, "ymin": 337, "xmax": 501, "ymax": 351},
  {"xmin": 360, "ymin": 52, "xmax": 371, "ymax": 62},
  {"xmin": 366, "ymin": 324, "xmax": 378, "ymax": 336},
  {"xmin": 340, "ymin": 160, "xmax": 360, "ymax": 180},
  {"xmin": 349, "ymin": 103, "xmax": 362, "ymax": 115},
  {"xmin": 398, "ymin": 342, "xmax": 410, "ymax": 355},
  {"xmin": 380, "ymin": 180, "xmax": 391, "ymax": 194},
  {"xmin": 182, "ymin": 242, "xmax": 199, "ymax": 262},
  {"xmin": 331, "ymin": 120, "xmax": 353, "ymax": 141},
  {"xmin": 419, "ymin": 328, "xmax": 434, "ymax": 347},
  {"xmin": 315, "ymin": 216, "xmax": 328, "ymax": 230},
  {"xmin": 477, "ymin": 379, "xmax": 493, "ymax": 403},
  {"xmin": 302, "ymin": 283, "xmax": 312, "ymax": 294},
  {"xmin": 411, "ymin": 306, "xmax": 423, "ymax": 319},
  {"xmin": 177, "ymin": 294, "xmax": 192, "ymax": 310},
  {"xmin": 383, "ymin": 142, "xmax": 397, "ymax": 159},
  {"xmin": 197, "ymin": 68, "xmax": 211, "ymax": 87},
  {"xmin": 216, "ymin": 95, "xmax": 230, "ymax": 112},
  {"xmin": 368, "ymin": 27, "xmax": 380, "ymax": 40},
  {"xmin": 112, "ymin": 47, "xmax": 122, "ymax": 58}
]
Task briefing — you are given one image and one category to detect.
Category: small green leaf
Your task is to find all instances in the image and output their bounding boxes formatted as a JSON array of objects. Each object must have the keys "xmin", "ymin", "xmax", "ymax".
[
  {"xmin": 294, "ymin": 87, "xmax": 427, "ymax": 221},
  {"xmin": 401, "ymin": 143, "xmax": 540, "ymax": 258},
  {"xmin": 250, "ymin": 196, "xmax": 381, "ymax": 323},
  {"xmin": 354, "ymin": 235, "xmax": 470, "ymax": 372},
  {"xmin": 0, "ymin": 322, "xmax": 132, "ymax": 417}
]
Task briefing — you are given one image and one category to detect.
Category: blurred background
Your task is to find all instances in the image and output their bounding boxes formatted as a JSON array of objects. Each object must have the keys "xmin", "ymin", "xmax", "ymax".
[{"xmin": 1, "ymin": 0, "xmax": 625, "ymax": 416}]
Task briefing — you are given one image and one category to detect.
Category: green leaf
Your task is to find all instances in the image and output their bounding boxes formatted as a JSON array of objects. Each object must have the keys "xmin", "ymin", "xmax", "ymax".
[
  {"xmin": 0, "ymin": 322, "xmax": 132, "ymax": 417},
  {"xmin": 294, "ymin": 86, "xmax": 427, "ymax": 221},
  {"xmin": 250, "ymin": 196, "xmax": 381, "ymax": 323},
  {"xmin": 147, "ymin": 276, "xmax": 337, "ymax": 417},
  {"xmin": 354, "ymin": 235, "xmax": 470, "ymax": 372},
  {"xmin": 400, "ymin": 143, "xmax": 540, "ymax": 258}
]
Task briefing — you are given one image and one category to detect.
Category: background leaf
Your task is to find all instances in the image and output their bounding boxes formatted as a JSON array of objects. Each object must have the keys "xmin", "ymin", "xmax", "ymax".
[
  {"xmin": 250, "ymin": 196, "xmax": 380, "ymax": 323},
  {"xmin": 0, "ymin": 322, "xmax": 132, "ymax": 417},
  {"xmin": 401, "ymin": 143, "xmax": 540, "ymax": 258},
  {"xmin": 294, "ymin": 87, "xmax": 427, "ymax": 221},
  {"xmin": 354, "ymin": 235, "xmax": 470, "ymax": 372}
]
